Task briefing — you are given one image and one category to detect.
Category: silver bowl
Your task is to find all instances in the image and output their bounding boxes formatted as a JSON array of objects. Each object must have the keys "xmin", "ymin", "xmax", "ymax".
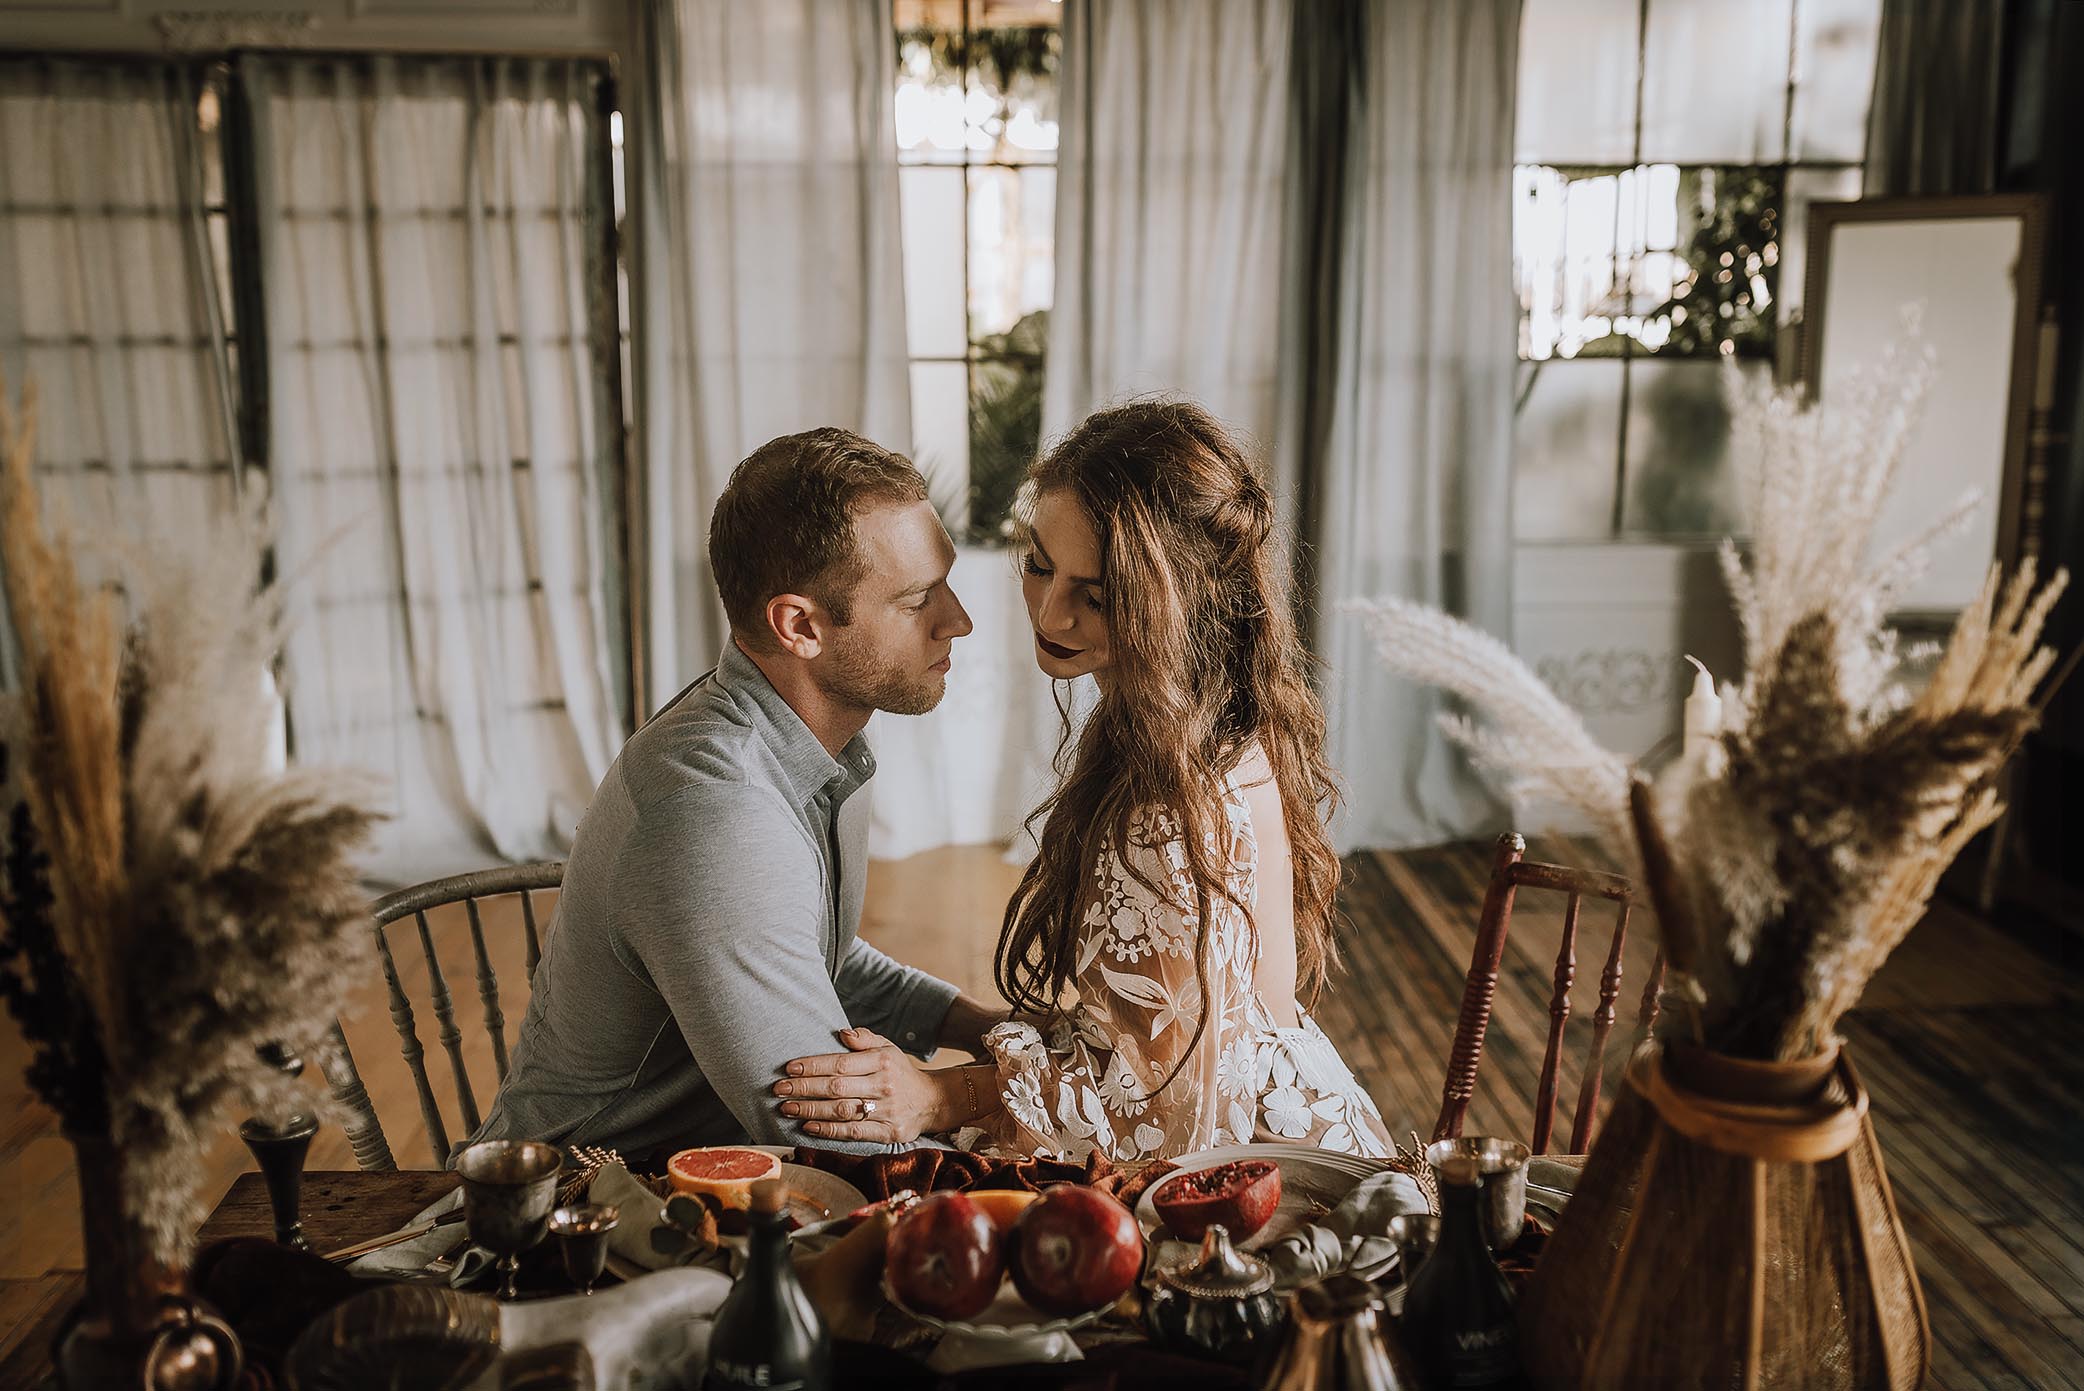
[{"xmin": 1423, "ymin": 1136, "xmax": 1531, "ymax": 1251}]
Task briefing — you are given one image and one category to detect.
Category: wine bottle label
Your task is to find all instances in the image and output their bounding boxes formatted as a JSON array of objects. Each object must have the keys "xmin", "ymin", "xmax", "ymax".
[
  {"xmin": 703, "ymin": 1357, "xmax": 807, "ymax": 1390},
  {"xmin": 1445, "ymin": 1321, "xmax": 1519, "ymax": 1386}
]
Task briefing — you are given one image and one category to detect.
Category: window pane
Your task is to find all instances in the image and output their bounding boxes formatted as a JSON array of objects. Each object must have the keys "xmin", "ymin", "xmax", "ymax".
[
  {"xmin": 900, "ymin": 165, "xmax": 967, "ymax": 358},
  {"xmin": 1791, "ymin": 0, "xmax": 1883, "ymax": 161},
  {"xmin": 969, "ymin": 354, "xmax": 1043, "ymax": 544},
  {"xmin": 967, "ymin": 25, "xmax": 1060, "ymax": 164},
  {"xmin": 895, "ymin": 20, "xmax": 967, "ymax": 166},
  {"xmin": 1514, "ymin": 0, "xmax": 1640, "ymax": 165},
  {"xmin": 967, "ymin": 164, "xmax": 1054, "ymax": 341},
  {"xmin": 1514, "ymin": 359, "xmax": 1623, "ymax": 541},
  {"xmin": 1516, "ymin": 164, "xmax": 1632, "ymax": 361},
  {"xmin": 1520, "ymin": 163, "xmax": 1781, "ymax": 363},
  {"xmin": 1639, "ymin": 0, "xmax": 1793, "ymax": 164},
  {"xmin": 1619, "ymin": 357, "xmax": 1769, "ymax": 536},
  {"xmin": 910, "ymin": 359, "xmax": 970, "ymax": 527},
  {"xmin": 1639, "ymin": 166, "xmax": 1782, "ymax": 359}
]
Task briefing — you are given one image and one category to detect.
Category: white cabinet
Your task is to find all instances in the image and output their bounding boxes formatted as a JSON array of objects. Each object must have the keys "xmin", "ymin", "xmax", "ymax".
[{"xmin": 1509, "ymin": 540, "xmax": 1743, "ymax": 830}]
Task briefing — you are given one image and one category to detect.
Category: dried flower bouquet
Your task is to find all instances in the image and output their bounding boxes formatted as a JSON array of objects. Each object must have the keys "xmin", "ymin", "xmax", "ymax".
[
  {"xmin": 0, "ymin": 374, "xmax": 382, "ymax": 1263},
  {"xmin": 1347, "ymin": 340, "xmax": 2066, "ymax": 1062}
]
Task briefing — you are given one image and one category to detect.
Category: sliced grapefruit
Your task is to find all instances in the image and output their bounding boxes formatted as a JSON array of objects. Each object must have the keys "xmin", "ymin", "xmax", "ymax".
[
  {"xmin": 667, "ymin": 1146, "xmax": 784, "ymax": 1208},
  {"xmin": 966, "ymin": 1189, "xmax": 1041, "ymax": 1234}
]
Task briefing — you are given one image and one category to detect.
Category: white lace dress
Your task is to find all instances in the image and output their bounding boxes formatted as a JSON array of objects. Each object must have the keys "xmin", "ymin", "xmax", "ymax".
[{"xmin": 975, "ymin": 766, "xmax": 1392, "ymax": 1163}]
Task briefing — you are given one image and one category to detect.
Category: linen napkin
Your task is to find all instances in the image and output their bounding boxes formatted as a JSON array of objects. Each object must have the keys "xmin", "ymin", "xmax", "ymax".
[
  {"xmin": 347, "ymin": 1186, "xmax": 472, "ymax": 1282},
  {"xmin": 1262, "ymin": 1169, "xmax": 1430, "ymax": 1290},
  {"xmin": 587, "ymin": 1161, "xmax": 738, "ymax": 1276}
]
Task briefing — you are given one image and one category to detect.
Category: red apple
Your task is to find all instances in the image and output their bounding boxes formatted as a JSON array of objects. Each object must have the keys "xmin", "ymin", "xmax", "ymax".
[
  {"xmin": 1151, "ymin": 1159, "xmax": 1283, "ymax": 1242},
  {"xmin": 1009, "ymin": 1185, "xmax": 1145, "ymax": 1316},
  {"xmin": 885, "ymin": 1191, "xmax": 1003, "ymax": 1321}
]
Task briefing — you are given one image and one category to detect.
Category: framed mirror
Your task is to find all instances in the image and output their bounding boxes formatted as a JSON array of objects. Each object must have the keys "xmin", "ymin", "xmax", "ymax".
[{"xmin": 1798, "ymin": 195, "xmax": 2048, "ymax": 616}]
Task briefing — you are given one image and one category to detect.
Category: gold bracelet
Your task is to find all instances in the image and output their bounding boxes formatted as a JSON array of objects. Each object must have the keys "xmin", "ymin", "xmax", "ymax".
[{"xmin": 963, "ymin": 1065, "xmax": 979, "ymax": 1120}]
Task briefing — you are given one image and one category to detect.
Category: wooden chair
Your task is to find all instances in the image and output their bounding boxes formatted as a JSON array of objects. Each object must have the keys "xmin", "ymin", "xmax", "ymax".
[
  {"xmin": 1432, "ymin": 833, "xmax": 1664, "ymax": 1154},
  {"xmin": 318, "ymin": 862, "xmax": 564, "ymax": 1169}
]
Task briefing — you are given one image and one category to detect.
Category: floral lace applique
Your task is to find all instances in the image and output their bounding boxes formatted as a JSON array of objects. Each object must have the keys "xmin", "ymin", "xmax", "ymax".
[{"xmin": 979, "ymin": 761, "xmax": 1393, "ymax": 1163}]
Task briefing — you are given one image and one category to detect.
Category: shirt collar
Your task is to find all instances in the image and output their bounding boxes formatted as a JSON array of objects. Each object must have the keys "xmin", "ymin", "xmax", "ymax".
[{"xmin": 714, "ymin": 642, "xmax": 876, "ymax": 809}]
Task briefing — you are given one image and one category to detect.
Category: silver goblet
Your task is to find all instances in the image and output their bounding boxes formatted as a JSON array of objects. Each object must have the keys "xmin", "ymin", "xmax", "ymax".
[
  {"xmin": 547, "ymin": 1202, "xmax": 620, "ymax": 1295},
  {"xmin": 1423, "ymin": 1136, "xmax": 1531, "ymax": 1250},
  {"xmin": 456, "ymin": 1139, "xmax": 562, "ymax": 1300}
]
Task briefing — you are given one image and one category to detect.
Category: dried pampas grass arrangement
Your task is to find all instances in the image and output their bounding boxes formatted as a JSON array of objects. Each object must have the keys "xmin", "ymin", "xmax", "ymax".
[
  {"xmin": 1347, "ymin": 334, "xmax": 2066, "ymax": 1063},
  {"xmin": 0, "ymin": 372, "xmax": 382, "ymax": 1263}
]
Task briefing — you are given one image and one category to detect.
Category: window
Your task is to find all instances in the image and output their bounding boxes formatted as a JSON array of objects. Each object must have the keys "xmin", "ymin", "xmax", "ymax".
[
  {"xmin": 0, "ymin": 61, "xmax": 245, "ymax": 599},
  {"xmin": 0, "ymin": 55, "xmax": 634, "ymax": 738},
  {"xmin": 893, "ymin": 0, "xmax": 1062, "ymax": 544},
  {"xmin": 1512, "ymin": 0, "xmax": 1881, "ymax": 542}
]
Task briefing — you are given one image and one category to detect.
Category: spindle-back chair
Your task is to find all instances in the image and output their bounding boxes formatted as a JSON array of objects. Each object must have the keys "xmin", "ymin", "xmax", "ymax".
[
  {"xmin": 1432, "ymin": 834, "xmax": 1663, "ymax": 1153},
  {"xmin": 319, "ymin": 862, "xmax": 563, "ymax": 1169}
]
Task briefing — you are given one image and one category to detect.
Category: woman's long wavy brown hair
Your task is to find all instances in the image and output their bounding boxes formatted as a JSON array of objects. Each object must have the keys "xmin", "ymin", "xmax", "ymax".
[{"xmin": 994, "ymin": 400, "xmax": 1344, "ymax": 1072}]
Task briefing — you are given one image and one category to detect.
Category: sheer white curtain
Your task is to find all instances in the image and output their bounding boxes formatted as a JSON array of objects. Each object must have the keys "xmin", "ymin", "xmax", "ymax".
[
  {"xmin": 1315, "ymin": 0, "xmax": 1521, "ymax": 849},
  {"xmin": 631, "ymin": 0, "xmax": 912, "ymax": 699},
  {"xmin": 243, "ymin": 56, "xmax": 626, "ymax": 883},
  {"xmin": 1043, "ymin": 0, "xmax": 1295, "ymax": 444},
  {"xmin": 0, "ymin": 61, "xmax": 240, "ymax": 686}
]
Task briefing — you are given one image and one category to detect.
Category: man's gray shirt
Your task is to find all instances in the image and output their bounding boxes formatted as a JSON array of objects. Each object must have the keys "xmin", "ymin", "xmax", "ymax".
[{"xmin": 471, "ymin": 642, "xmax": 960, "ymax": 1159}]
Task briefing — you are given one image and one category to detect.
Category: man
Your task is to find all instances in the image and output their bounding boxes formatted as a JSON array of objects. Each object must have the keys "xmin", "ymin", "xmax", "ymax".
[{"xmin": 471, "ymin": 428, "xmax": 1000, "ymax": 1162}]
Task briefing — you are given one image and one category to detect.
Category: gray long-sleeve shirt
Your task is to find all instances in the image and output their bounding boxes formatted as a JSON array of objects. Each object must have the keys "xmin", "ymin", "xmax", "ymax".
[{"xmin": 470, "ymin": 642, "xmax": 960, "ymax": 1160}]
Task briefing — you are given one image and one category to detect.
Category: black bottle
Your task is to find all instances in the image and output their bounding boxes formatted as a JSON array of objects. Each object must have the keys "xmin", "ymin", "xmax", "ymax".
[
  {"xmin": 701, "ymin": 1178, "xmax": 832, "ymax": 1391},
  {"xmin": 1399, "ymin": 1155, "xmax": 1523, "ymax": 1389}
]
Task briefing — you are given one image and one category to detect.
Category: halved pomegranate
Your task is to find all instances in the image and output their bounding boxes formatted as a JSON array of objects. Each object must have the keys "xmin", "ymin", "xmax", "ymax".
[{"xmin": 1151, "ymin": 1159, "xmax": 1282, "ymax": 1241}]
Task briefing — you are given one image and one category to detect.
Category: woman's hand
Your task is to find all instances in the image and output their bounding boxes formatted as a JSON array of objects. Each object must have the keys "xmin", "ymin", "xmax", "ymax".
[{"xmin": 774, "ymin": 1028, "xmax": 940, "ymax": 1145}]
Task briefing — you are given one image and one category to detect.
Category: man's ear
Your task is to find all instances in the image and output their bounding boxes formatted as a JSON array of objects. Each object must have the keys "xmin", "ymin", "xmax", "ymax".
[{"xmin": 765, "ymin": 593, "xmax": 824, "ymax": 659}]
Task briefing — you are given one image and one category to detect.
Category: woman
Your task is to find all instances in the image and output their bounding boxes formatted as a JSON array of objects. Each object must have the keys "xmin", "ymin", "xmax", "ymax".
[{"xmin": 775, "ymin": 401, "xmax": 1391, "ymax": 1161}]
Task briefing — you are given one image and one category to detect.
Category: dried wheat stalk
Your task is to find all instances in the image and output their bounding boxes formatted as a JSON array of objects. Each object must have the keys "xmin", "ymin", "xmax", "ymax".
[{"xmin": 0, "ymin": 371, "xmax": 385, "ymax": 1261}]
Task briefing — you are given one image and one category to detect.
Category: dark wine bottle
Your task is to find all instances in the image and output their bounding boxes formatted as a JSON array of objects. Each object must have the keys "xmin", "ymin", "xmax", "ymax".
[
  {"xmin": 701, "ymin": 1178, "xmax": 832, "ymax": 1391},
  {"xmin": 1399, "ymin": 1155, "xmax": 1524, "ymax": 1389}
]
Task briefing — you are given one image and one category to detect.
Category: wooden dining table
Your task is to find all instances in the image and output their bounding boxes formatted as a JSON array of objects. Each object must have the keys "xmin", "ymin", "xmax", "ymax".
[{"xmin": 3, "ymin": 1155, "xmax": 1585, "ymax": 1389}]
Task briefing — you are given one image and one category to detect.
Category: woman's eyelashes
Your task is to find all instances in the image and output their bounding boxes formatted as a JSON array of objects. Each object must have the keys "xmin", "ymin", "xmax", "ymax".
[{"xmin": 1025, "ymin": 552, "xmax": 1104, "ymax": 614}]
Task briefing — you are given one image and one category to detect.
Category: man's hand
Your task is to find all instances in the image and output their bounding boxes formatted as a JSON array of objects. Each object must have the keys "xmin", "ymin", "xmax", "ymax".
[{"xmin": 774, "ymin": 1028, "xmax": 941, "ymax": 1145}]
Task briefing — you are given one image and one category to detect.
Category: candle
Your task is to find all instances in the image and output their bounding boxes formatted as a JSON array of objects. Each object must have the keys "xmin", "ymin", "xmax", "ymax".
[
  {"xmin": 260, "ymin": 663, "xmax": 289, "ymax": 774},
  {"xmin": 1683, "ymin": 655, "xmax": 1721, "ymax": 765}
]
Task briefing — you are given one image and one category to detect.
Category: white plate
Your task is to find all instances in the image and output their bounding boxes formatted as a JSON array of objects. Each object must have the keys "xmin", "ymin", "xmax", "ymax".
[
  {"xmin": 1135, "ymin": 1142, "xmax": 1390, "ymax": 1251},
  {"xmin": 881, "ymin": 1275, "xmax": 1114, "ymax": 1341}
]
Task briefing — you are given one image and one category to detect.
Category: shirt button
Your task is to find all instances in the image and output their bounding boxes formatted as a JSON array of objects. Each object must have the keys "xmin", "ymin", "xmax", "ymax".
[{"xmin": 904, "ymin": 1031, "xmax": 917, "ymax": 1042}]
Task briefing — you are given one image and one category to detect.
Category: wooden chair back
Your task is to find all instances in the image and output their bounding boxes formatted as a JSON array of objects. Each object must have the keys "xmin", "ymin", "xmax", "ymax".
[
  {"xmin": 1432, "ymin": 833, "xmax": 1663, "ymax": 1154},
  {"xmin": 319, "ymin": 862, "xmax": 563, "ymax": 1169}
]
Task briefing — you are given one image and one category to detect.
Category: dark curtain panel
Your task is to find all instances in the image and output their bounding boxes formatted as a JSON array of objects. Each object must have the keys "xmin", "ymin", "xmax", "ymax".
[
  {"xmin": 2007, "ymin": 0, "xmax": 2084, "ymax": 884},
  {"xmin": 1864, "ymin": 0, "xmax": 2009, "ymax": 196}
]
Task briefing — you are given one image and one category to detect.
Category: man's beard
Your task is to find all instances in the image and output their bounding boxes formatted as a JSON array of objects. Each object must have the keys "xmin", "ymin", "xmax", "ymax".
[{"xmin": 821, "ymin": 638, "xmax": 946, "ymax": 716}]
